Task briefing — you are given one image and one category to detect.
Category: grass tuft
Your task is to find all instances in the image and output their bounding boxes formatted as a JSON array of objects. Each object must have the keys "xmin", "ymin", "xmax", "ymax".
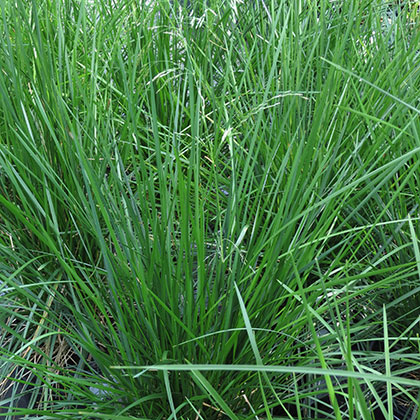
[{"xmin": 1, "ymin": 0, "xmax": 420, "ymax": 418}]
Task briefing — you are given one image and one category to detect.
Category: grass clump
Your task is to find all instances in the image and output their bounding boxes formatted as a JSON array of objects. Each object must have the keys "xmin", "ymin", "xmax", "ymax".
[{"xmin": 1, "ymin": 0, "xmax": 420, "ymax": 418}]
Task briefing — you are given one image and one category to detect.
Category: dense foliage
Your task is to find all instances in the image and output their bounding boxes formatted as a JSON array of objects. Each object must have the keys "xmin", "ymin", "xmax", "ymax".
[{"xmin": 0, "ymin": 0, "xmax": 420, "ymax": 418}]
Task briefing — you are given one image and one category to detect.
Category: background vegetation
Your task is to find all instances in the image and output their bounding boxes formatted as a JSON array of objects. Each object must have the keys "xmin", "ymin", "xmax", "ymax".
[{"xmin": 0, "ymin": 0, "xmax": 420, "ymax": 418}]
